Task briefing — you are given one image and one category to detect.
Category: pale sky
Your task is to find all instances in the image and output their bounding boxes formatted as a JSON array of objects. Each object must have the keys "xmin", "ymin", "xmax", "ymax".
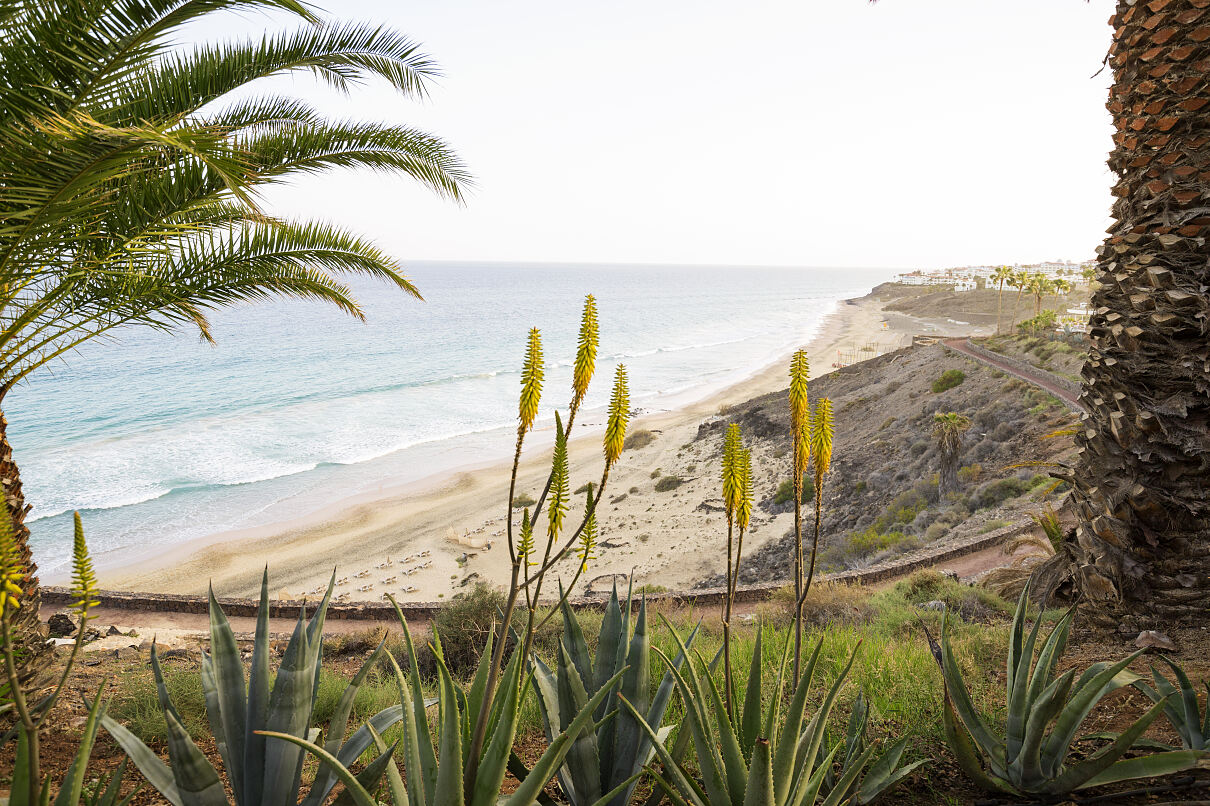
[{"xmin": 200, "ymin": 0, "xmax": 1117, "ymax": 269}]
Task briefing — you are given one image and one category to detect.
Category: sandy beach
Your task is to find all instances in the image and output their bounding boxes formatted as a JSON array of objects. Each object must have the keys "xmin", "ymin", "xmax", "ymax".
[{"xmin": 100, "ymin": 289, "xmax": 979, "ymax": 601}]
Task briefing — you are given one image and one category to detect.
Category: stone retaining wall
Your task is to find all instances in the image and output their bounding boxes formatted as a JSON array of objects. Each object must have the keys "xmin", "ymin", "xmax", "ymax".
[
  {"xmin": 956, "ymin": 339, "xmax": 1082, "ymax": 403},
  {"xmin": 42, "ymin": 521, "xmax": 1023, "ymax": 622}
]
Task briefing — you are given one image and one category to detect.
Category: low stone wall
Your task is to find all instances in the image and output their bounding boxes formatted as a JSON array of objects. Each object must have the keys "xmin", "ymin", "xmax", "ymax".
[
  {"xmin": 42, "ymin": 521, "xmax": 1022, "ymax": 622},
  {"xmin": 956, "ymin": 339, "xmax": 1082, "ymax": 403}
]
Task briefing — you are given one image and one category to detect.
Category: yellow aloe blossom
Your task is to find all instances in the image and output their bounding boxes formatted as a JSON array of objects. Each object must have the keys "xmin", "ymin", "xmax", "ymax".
[
  {"xmin": 789, "ymin": 350, "xmax": 810, "ymax": 480},
  {"xmin": 810, "ymin": 397, "xmax": 835, "ymax": 486},
  {"xmin": 604, "ymin": 364, "xmax": 629, "ymax": 467},
  {"xmin": 576, "ymin": 498, "xmax": 598, "ymax": 572},
  {"xmin": 548, "ymin": 412, "xmax": 569, "ymax": 539},
  {"xmin": 736, "ymin": 447, "xmax": 753, "ymax": 532},
  {"xmin": 518, "ymin": 328, "xmax": 544, "ymax": 434},
  {"xmin": 71, "ymin": 512, "xmax": 99, "ymax": 617},
  {"xmin": 517, "ymin": 509, "xmax": 536, "ymax": 568},
  {"xmin": 721, "ymin": 423, "xmax": 743, "ymax": 517},
  {"xmin": 571, "ymin": 295, "xmax": 598, "ymax": 414}
]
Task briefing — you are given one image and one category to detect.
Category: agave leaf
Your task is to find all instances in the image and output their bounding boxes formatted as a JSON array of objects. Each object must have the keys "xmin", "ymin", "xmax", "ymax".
[
  {"xmin": 465, "ymin": 624, "xmax": 496, "ymax": 742},
  {"xmin": 303, "ymin": 639, "xmax": 389, "ymax": 806},
  {"xmin": 697, "ymin": 649, "xmax": 749, "ymax": 806},
  {"xmin": 763, "ymin": 629, "xmax": 796, "ymax": 747},
  {"xmin": 940, "ymin": 613, "xmax": 1005, "ymax": 770},
  {"xmin": 1156, "ymin": 655, "xmax": 1203, "ymax": 750},
  {"xmin": 255, "ymin": 731, "xmax": 377, "ymax": 806},
  {"xmin": 433, "ymin": 654, "xmax": 464, "ymax": 806},
  {"xmin": 368, "ymin": 724, "xmax": 410, "ymax": 806},
  {"xmin": 1005, "ymin": 586, "xmax": 1029, "ymax": 700},
  {"xmin": 471, "ymin": 652, "xmax": 525, "ymax": 806},
  {"xmin": 11, "ymin": 727, "xmax": 31, "ymax": 806},
  {"xmin": 594, "ymin": 584, "xmax": 625, "ymax": 695},
  {"xmin": 100, "ymin": 714, "xmax": 184, "ymax": 805},
  {"xmin": 590, "ymin": 772, "xmax": 645, "ymax": 806},
  {"xmin": 54, "ymin": 687, "xmax": 107, "ymax": 806},
  {"xmin": 92, "ymin": 758, "xmax": 139, "ymax": 806},
  {"xmin": 794, "ymin": 643, "xmax": 860, "ymax": 800},
  {"xmin": 1077, "ymin": 749, "xmax": 1210, "ymax": 790},
  {"xmin": 743, "ymin": 739, "xmax": 775, "ymax": 806},
  {"xmin": 785, "ymin": 742, "xmax": 840, "ymax": 806},
  {"xmin": 1023, "ymin": 610, "xmax": 1074, "ymax": 721},
  {"xmin": 650, "ymin": 643, "xmax": 728, "ymax": 806},
  {"xmin": 555, "ymin": 642, "xmax": 601, "ymax": 806},
  {"xmin": 609, "ymin": 598, "xmax": 652, "ymax": 800},
  {"xmin": 1046, "ymin": 696, "xmax": 1173, "ymax": 793},
  {"xmin": 856, "ymin": 739, "xmax": 927, "ymax": 805},
  {"xmin": 1040, "ymin": 650, "xmax": 1146, "ymax": 778},
  {"xmin": 390, "ymin": 601, "xmax": 439, "ymax": 804},
  {"xmin": 384, "ymin": 651, "xmax": 428, "ymax": 806},
  {"xmin": 206, "ymin": 584, "xmax": 248, "ymax": 800},
  {"xmin": 163, "ymin": 707, "xmax": 228, "ymax": 806},
  {"xmin": 739, "ymin": 628, "xmax": 764, "ymax": 755},
  {"xmin": 561, "ymin": 581, "xmax": 594, "ymax": 689},
  {"xmin": 648, "ymin": 768, "xmax": 703, "ymax": 806},
  {"xmin": 772, "ymin": 639, "xmax": 824, "ymax": 806},
  {"xmin": 531, "ymin": 654, "xmax": 560, "ymax": 739},
  {"xmin": 505, "ymin": 668, "xmax": 629, "ymax": 806},
  {"xmin": 262, "ymin": 610, "xmax": 317, "ymax": 806},
  {"xmin": 244, "ymin": 569, "xmax": 272, "ymax": 806},
  {"xmin": 617, "ymin": 694, "xmax": 710, "ymax": 806},
  {"xmin": 1014, "ymin": 669, "xmax": 1076, "ymax": 790},
  {"xmin": 332, "ymin": 738, "xmax": 400, "ymax": 806},
  {"xmin": 940, "ymin": 696, "xmax": 1017, "ymax": 797},
  {"xmin": 818, "ymin": 744, "xmax": 878, "ymax": 806},
  {"xmin": 1005, "ymin": 607, "xmax": 1046, "ymax": 765}
]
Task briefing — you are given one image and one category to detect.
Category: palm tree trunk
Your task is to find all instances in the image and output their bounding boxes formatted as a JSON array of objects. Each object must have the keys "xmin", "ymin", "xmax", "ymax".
[
  {"xmin": 1011, "ymin": 286, "xmax": 1024, "ymax": 331},
  {"xmin": 1067, "ymin": 1, "xmax": 1210, "ymax": 631},
  {"xmin": 0, "ymin": 404, "xmax": 49, "ymax": 686},
  {"xmin": 996, "ymin": 282, "xmax": 1004, "ymax": 334}
]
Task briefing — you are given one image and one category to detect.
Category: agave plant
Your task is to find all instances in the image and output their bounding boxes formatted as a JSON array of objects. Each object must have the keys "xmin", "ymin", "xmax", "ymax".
[
  {"xmin": 817, "ymin": 693, "xmax": 927, "ymax": 806},
  {"xmin": 623, "ymin": 622, "xmax": 900, "ymax": 806},
  {"xmin": 261, "ymin": 597, "xmax": 628, "ymax": 806},
  {"xmin": 101, "ymin": 570, "xmax": 407, "ymax": 806},
  {"xmin": 935, "ymin": 582, "xmax": 1207, "ymax": 796},
  {"xmin": 1133, "ymin": 656, "xmax": 1210, "ymax": 751},
  {"xmin": 529, "ymin": 586, "xmax": 697, "ymax": 806}
]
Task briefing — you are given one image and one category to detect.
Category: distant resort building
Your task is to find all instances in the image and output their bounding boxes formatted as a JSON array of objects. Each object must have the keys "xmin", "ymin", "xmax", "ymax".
[
  {"xmin": 1059, "ymin": 302, "xmax": 1092, "ymax": 334},
  {"xmin": 893, "ymin": 258, "xmax": 1096, "ymax": 292}
]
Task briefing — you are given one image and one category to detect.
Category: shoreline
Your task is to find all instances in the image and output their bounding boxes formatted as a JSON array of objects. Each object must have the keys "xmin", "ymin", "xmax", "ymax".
[{"xmin": 95, "ymin": 289, "xmax": 937, "ymax": 600}]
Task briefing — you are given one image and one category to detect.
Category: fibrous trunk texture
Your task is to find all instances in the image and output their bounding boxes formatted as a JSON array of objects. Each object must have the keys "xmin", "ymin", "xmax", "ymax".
[
  {"xmin": 0, "ymin": 407, "xmax": 48, "ymax": 685},
  {"xmin": 1069, "ymin": 0, "xmax": 1210, "ymax": 631}
]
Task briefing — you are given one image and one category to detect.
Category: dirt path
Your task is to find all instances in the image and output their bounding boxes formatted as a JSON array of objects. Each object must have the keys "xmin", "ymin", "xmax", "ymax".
[{"xmin": 943, "ymin": 338, "xmax": 1085, "ymax": 411}]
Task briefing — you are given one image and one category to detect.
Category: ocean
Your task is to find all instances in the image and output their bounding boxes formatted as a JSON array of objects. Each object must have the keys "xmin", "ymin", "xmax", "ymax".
[{"xmin": 14, "ymin": 262, "xmax": 895, "ymax": 576}]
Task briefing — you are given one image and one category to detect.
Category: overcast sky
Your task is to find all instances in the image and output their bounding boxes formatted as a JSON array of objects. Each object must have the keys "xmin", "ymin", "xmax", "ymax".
[{"xmin": 203, "ymin": 0, "xmax": 1117, "ymax": 269}]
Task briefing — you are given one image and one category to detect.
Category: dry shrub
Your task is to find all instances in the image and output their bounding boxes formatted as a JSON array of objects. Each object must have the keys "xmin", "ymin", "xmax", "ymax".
[
  {"xmin": 760, "ymin": 582, "xmax": 873, "ymax": 628},
  {"xmin": 322, "ymin": 625, "xmax": 388, "ymax": 657},
  {"xmin": 624, "ymin": 429, "xmax": 656, "ymax": 450}
]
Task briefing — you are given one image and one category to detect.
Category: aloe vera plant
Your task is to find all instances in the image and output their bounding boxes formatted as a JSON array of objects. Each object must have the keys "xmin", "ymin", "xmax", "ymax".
[
  {"xmin": 261, "ymin": 597, "xmax": 628, "ymax": 806},
  {"xmin": 529, "ymin": 586, "xmax": 696, "ymax": 806},
  {"xmin": 623, "ymin": 621, "xmax": 895, "ymax": 806},
  {"xmin": 101, "ymin": 571, "xmax": 407, "ymax": 806},
  {"xmin": 1133, "ymin": 656, "xmax": 1210, "ymax": 751},
  {"xmin": 817, "ymin": 693, "xmax": 926, "ymax": 805},
  {"xmin": 935, "ymin": 583, "xmax": 1208, "ymax": 796}
]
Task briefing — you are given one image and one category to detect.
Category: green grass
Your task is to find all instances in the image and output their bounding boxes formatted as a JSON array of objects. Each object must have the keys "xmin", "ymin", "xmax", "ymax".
[{"xmin": 931, "ymin": 369, "xmax": 966, "ymax": 393}]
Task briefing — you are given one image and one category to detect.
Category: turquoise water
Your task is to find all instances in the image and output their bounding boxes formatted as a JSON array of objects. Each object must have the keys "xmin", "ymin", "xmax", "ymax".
[{"xmin": 13, "ymin": 262, "xmax": 894, "ymax": 575}]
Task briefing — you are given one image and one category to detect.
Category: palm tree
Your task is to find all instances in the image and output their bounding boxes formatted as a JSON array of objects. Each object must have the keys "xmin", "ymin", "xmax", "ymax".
[
  {"xmin": 1028, "ymin": 272, "xmax": 1054, "ymax": 317},
  {"xmin": 1064, "ymin": 2, "xmax": 1210, "ymax": 630},
  {"xmin": 992, "ymin": 264, "xmax": 1014, "ymax": 334},
  {"xmin": 931, "ymin": 412, "xmax": 970, "ymax": 497},
  {"xmin": 1008, "ymin": 269, "xmax": 1028, "ymax": 332},
  {"xmin": 0, "ymin": 0, "xmax": 470, "ymax": 683}
]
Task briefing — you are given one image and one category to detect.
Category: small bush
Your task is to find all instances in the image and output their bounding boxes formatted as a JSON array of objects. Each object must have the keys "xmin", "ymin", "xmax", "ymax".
[
  {"xmin": 650, "ymin": 468, "xmax": 661, "ymax": 479},
  {"xmin": 654, "ymin": 475, "xmax": 683, "ymax": 492},
  {"xmin": 957, "ymin": 464, "xmax": 983, "ymax": 484},
  {"xmin": 972, "ymin": 477, "xmax": 1031, "ymax": 509},
  {"xmin": 512, "ymin": 493, "xmax": 536, "ymax": 509},
  {"xmin": 575, "ymin": 482, "xmax": 594, "ymax": 495},
  {"xmin": 624, "ymin": 429, "xmax": 656, "ymax": 450},
  {"xmin": 629, "ymin": 486, "xmax": 639, "ymax": 494},
  {"xmin": 633, "ymin": 584, "xmax": 668, "ymax": 595},
  {"xmin": 772, "ymin": 477, "xmax": 813, "ymax": 506},
  {"xmin": 323, "ymin": 625, "xmax": 388, "ymax": 657},
  {"xmin": 924, "ymin": 522, "xmax": 949, "ymax": 540},
  {"xmin": 764, "ymin": 582, "xmax": 874, "ymax": 628},
  {"xmin": 990, "ymin": 422, "xmax": 1016, "ymax": 442},
  {"xmin": 931, "ymin": 369, "xmax": 966, "ymax": 393},
  {"xmin": 431, "ymin": 583, "xmax": 509, "ymax": 676}
]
